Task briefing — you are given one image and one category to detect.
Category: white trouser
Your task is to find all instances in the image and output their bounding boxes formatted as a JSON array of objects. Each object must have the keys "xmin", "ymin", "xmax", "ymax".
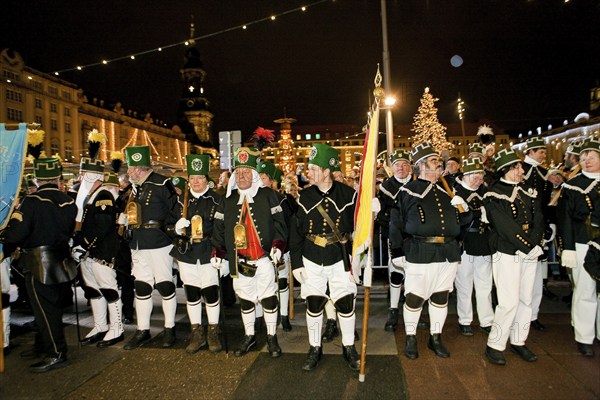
[
  {"xmin": 487, "ymin": 252, "xmax": 537, "ymax": 351},
  {"xmin": 573, "ymin": 243, "xmax": 600, "ymax": 344},
  {"xmin": 455, "ymin": 252, "xmax": 494, "ymax": 327},
  {"xmin": 81, "ymin": 258, "xmax": 119, "ymax": 293},
  {"xmin": 531, "ymin": 260, "xmax": 547, "ymax": 321}
]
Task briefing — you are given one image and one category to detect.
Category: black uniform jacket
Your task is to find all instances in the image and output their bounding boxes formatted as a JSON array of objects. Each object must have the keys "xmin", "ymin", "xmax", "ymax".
[
  {"xmin": 454, "ymin": 179, "xmax": 492, "ymax": 256},
  {"xmin": 78, "ymin": 188, "xmax": 119, "ymax": 263},
  {"xmin": 390, "ymin": 179, "xmax": 471, "ymax": 264},
  {"xmin": 483, "ymin": 180, "xmax": 544, "ymax": 255},
  {"xmin": 522, "ymin": 162, "xmax": 554, "ymax": 226},
  {"xmin": 129, "ymin": 172, "xmax": 179, "ymax": 250},
  {"xmin": 289, "ymin": 181, "xmax": 356, "ymax": 269},
  {"xmin": 213, "ymin": 186, "xmax": 287, "ymax": 263},
  {"xmin": 376, "ymin": 176, "xmax": 411, "ymax": 238},
  {"xmin": 170, "ymin": 188, "xmax": 222, "ymax": 264},
  {"xmin": 558, "ymin": 173, "xmax": 599, "ymax": 249}
]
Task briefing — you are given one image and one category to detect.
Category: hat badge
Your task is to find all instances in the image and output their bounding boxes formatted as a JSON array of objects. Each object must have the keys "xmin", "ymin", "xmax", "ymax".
[
  {"xmin": 131, "ymin": 152, "xmax": 143, "ymax": 162},
  {"xmin": 309, "ymin": 147, "xmax": 318, "ymax": 160},
  {"xmin": 329, "ymin": 158, "xmax": 337, "ymax": 167},
  {"xmin": 191, "ymin": 158, "xmax": 203, "ymax": 172},
  {"xmin": 238, "ymin": 151, "xmax": 249, "ymax": 164}
]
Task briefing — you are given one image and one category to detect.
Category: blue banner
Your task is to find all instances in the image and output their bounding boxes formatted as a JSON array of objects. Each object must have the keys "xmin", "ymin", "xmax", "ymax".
[{"xmin": 0, "ymin": 123, "xmax": 28, "ymax": 230}]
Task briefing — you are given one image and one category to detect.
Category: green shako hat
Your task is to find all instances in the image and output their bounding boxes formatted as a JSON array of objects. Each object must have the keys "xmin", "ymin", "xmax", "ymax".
[
  {"xmin": 580, "ymin": 137, "xmax": 600, "ymax": 153},
  {"xmin": 80, "ymin": 157, "xmax": 105, "ymax": 173},
  {"xmin": 257, "ymin": 160, "xmax": 278, "ymax": 180},
  {"xmin": 34, "ymin": 157, "xmax": 62, "ymax": 179},
  {"xmin": 494, "ymin": 148, "xmax": 521, "ymax": 171},
  {"xmin": 389, "ymin": 149, "xmax": 410, "ymax": 165},
  {"xmin": 410, "ymin": 142, "xmax": 438, "ymax": 164},
  {"xmin": 186, "ymin": 154, "xmax": 210, "ymax": 176},
  {"xmin": 462, "ymin": 157, "xmax": 484, "ymax": 175},
  {"xmin": 468, "ymin": 143, "xmax": 486, "ymax": 157},
  {"xmin": 104, "ymin": 172, "xmax": 119, "ymax": 187},
  {"xmin": 308, "ymin": 143, "xmax": 340, "ymax": 170},
  {"xmin": 125, "ymin": 145, "xmax": 152, "ymax": 167},
  {"xmin": 525, "ymin": 137, "xmax": 546, "ymax": 151},
  {"xmin": 234, "ymin": 147, "xmax": 260, "ymax": 169},
  {"xmin": 171, "ymin": 176, "xmax": 188, "ymax": 192},
  {"xmin": 565, "ymin": 141, "xmax": 582, "ymax": 156}
]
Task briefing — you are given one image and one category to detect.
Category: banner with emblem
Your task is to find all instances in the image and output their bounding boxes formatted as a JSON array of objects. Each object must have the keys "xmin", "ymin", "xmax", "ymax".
[
  {"xmin": 0, "ymin": 123, "xmax": 28, "ymax": 231},
  {"xmin": 351, "ymin": 104, "xmax": 380, "ymax": 287}
]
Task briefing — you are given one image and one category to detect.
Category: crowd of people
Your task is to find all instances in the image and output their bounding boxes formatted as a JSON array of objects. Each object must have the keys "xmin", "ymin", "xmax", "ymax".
[{"xmin": 0, "ymin": 132, "xmax": 598, "ymax": 375}]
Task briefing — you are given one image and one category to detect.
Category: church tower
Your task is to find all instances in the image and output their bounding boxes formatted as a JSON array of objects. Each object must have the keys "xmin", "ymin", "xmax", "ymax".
[{"xmin": 178, "ymin": 16, "xmax": 214, "ymax": 147}]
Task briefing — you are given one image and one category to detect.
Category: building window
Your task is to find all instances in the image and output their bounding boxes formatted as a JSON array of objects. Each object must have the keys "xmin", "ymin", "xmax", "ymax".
[
  {"xmin": 315, "ymin": 133, "xmax": 321, "ymax": 140},
  {"xmin": 35, "ymin": 98, "xmax": 43, "ymax": 109},
  {"xmin": 305, "ymin": 134, "xmax": 311, "ymax": 140},
  {"xmin": 51, "ymin": 119, "xmax": 58, "ymax": 130},
  {"xmin": 65, "ymin": 141, "xmax": 73, "ymax": 161},
  {"xmin": 64, "ymin": 107, "xmax": 70, "ymax": 117},
  {"xmin": 61, "ymin": 90, "xmax": 72, "ymax": 101},
  {"xmin": 6, "ymin": 89, "xmax": 23, "ymax": 102},
  {"xmin": 3, "ymin": 69, "xmax": 20, "ymax": 81},
  {"xmin": 31, "ymin": 80, "xmax": 43, "ymax": 91},
  {"xmin": 7, "ymin": 108, "xmax": 23, "ymax": 121},
  {"xmin": 296, "ymin": 134, "xmax": 301, "ymax": 140},
  {"xmin": 48, "ymin": 86, "xmax": 58, "ymax": 96},
  {"xmin": 50, "ymin": 103, "xmax": 57, "ymax": 113},
  {"xmin": 51, "ymin": 140, "xmax": 59, "ymax": 156},
  {"xmin": 34, "ymin": 115, "xmax": 43, "ymax": 124},
  {"xmin": 65, "ymin": 122, "xmax": 71, "ymax": 133}
]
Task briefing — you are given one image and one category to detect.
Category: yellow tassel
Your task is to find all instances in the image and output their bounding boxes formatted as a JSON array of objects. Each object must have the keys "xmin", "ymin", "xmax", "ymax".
[
  {"xmin": 52, "ymin": 153, "xmax": 63, "ymax": 164},
  {"xmin": 111, "ymin": 151, "xmax": 125, "ymax": 161},
  {"xmin": 88, "ymin": 128, "xmax": 107, "ymax": 144},
  {"xmin": 27, "ymin": 129, "xmax": 45, "ymax": 146}
]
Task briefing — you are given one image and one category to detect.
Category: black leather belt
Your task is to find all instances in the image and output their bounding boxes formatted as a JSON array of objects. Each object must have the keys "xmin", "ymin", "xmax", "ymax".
[
  {"xmin": 306, "ymin": 233, "xmax": 340, "ymax": 247},
  {"xmin": 140, "ymin": 220, "xmax": 163, "ymax": 229},
  {"xmin": 413, "ymin": 236, "xmax": 454, "ymax": 244}
]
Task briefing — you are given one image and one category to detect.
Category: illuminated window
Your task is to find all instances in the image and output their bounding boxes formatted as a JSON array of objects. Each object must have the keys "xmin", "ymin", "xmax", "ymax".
[
  {"xmin": 315, "ymin": 133, "xmax": 321, "ymax": 140},
  {"xmin": 305, "ymin": 134, "xmax": 311, "ymax": 140}
]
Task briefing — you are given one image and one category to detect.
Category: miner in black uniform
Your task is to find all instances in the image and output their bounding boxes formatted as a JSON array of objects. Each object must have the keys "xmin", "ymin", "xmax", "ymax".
[
  {"xmin": 72, "ymin": 169, "xmax": 124, "ymax": 347},
  {"xmin": 558, "ymin": 137, "xmax": 600, "ymax": 357},
  {"xmin": 453, "ymin": 158, "xmax": 494, "ymax": 336},
  {"xmin": 389, "ymin": 142, "xmax": 471, "ymax": 360},
  {"xmin": 443, "ymin": 156, "xmax": 462, "ymax": 188},
  {"xmin": 289, "ymin": 143, "xmax": 360, "ymax": 371},
  {"xmin": 522, "ymin": 137, "xmax": 556, "ymax": 330},
  {"xmin": 257, "ymin": 160, "xmax": 294, "ymax": 332},
  {"xmin": 115, "ymin": 169, "xmax": 135, "ymax": 324},
  {"xmin": 3, "ymin": 157, "xmax": 77, "ymax": 372},
  {"xmin": 483, "ymin": 148, "xmax": 544, "ymax": 366},
  {"xmin": 121, "ymin": 145, "xmax": 180, "ymax": 350},
  {"xmin": 375, "ymin": 149, "xmax": 412, "ymax": 331},
  {"xmin": 213, "ymin": 147, "xmax": 287, "ymax": 358},
  {"xmin": 171, "ymin": 154, "xmax": 224, "ymax": 353}
]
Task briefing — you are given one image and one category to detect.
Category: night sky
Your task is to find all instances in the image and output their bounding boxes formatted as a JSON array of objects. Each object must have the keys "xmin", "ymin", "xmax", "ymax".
[{"xmin": 2, "ymin": 0, "xmax": 599, "ymax": 138}]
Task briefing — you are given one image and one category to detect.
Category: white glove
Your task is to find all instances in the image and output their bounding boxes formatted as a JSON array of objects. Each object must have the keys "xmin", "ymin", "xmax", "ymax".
[
  {"xmin": 210, "ymin": 256, "xmax": 222, "ymax": 269},
  {"xmin": 391, "ymin": 256, "xmax": 406, "ymax": 270},
  {"xmin": 293, "ymin": 267, "xmax": 307, "ymax": 285},
  {"xmin": 543, "ymin": 224, "xmax": 557, "ymax": 244},
  {"xmin": 517, "ymin": 245, "xmax": 543, "ymax": 261},
  {"xmin": 71, "ymin": 245, "xmax": 86, "ymax": 262},
  {"xmin": 175, "ymin": 218, "xmax": 191, "ymax": 235},
  {"xmin": 117, "ymin": 213, "xmax": 128, "ymax": 226},
  {"xmin": 371, "ymin": 197, "xmax": 381, "ymax": 214},
  {"xmin": 480, "ymin": 206, "xmax": 489, "ymax": 224},
  {"xmin": 270, "ymin": 247, "xmax": 282, "ymax": 264},
  {"xmin": 219, "ymin": 260, "xmax": 230, "ymax": 277},
  {"xmin": 451, "ymin": 196, "xmax": 469, "ymax": 212},
  {"xmin": 561, "ymin": 249, "xmax": 577, "ymax": 269}
]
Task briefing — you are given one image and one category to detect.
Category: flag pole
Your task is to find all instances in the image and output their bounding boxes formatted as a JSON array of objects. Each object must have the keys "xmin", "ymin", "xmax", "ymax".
[{"xmin": 358, "ymin": 68, "xmax": 383, "ymax": 382}]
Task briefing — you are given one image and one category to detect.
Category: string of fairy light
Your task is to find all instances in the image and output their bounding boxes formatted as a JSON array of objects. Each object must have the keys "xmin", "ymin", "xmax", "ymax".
[{"xmin": 49, "ymin": 0, "xmax": 331, "ymax": 76}]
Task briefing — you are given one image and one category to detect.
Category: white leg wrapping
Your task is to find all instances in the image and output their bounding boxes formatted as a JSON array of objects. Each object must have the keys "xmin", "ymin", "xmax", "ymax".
[
  {"xmin": 338, "ymin": 312, "xmax": 356, "ymax": 347},
  {"xmin": 279, "ymin": 286, "xmax": 289, "ymax": 316},
  {"xmin": 103, "ymin": 301, "xmax": 124, "ymax": 341},
  {"xmin": 3, "ymin": 307, "xmax": 9, "ymax": 349},
  {"xmin": 241, "ymin": 309, "xmax": 256, "ymax": 336},
  {"xmin": 205, "ymin": 301, "xmax": 220, "ymax": 325},
  {"xmin": 306, "ymin": 312, "xmax": 323, "ymax": 347},
  {"xmin": 186, "ymin": 302, "xmax": 202, "ymax": 325},
  {"xmin": 135, "ymin": 297, "xmax": 153, "ymax": 331},
  {"xmin": 428, "ymin": 302, "xmax": 448, "ymax": 335},
  {"xmin": 403, "ymin": 304, "xmax": 422, "ymax": 335},
  {"xmin": 162, "ymin": 296, "xmax": 177, "ymax": 329},
  {"xmin": 87, "ymin": 297, "xmax": 108, "ymax": 337}
]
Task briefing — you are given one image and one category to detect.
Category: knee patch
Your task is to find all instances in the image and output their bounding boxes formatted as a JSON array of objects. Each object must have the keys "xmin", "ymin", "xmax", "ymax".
[
  {"xmin": 390, "ymin": 271, "xmax": 404, "ymax": 286},
  {"xmin": 430, "ymin": 291, "xmax": 449, "ymax": 307},
  {"xmin": 201, "ymin": 285, "xmax": 219, "ymax": 305},
  {"xmin": 260, "ymin": 295, "xmax": 278, "ymax": 312},
  {"xmin": 155, "ymin": 281, "xmax": 176, "ymax": 298},
  {"xmin": 239, "ymin": 298, "xmax": 255, "ymax": 313},
  {"xmin": 334, "ymin": 294, "xmax": 355, "ymax": 316},
  {"xmin": 405, "ymin": 293, "xmax": 425, "ymax": 310},
  {"xmin": 134, "ymin": 280, "xmax": 153, "ymax": 298},
  {"xmin": 82, "ymin": 285, "xmax": 102, "ymax": 299},
  {"xmin": 2, "ymin": 293, "xmax": 9, "ymax": 309},
  {"xmin": 278, "ymin": 278, "xmax": 288, "ymax": 291},
  {"xmin": 306, "ymin": 295, "xmax": 328, "ymax": 315},
  {"xmin": 184, "ymin": 285, "xmax": 202, "ymax": 303},
  {"xmin": 99, "ymin": 288, "xmax": 119, "ymax": 303}
]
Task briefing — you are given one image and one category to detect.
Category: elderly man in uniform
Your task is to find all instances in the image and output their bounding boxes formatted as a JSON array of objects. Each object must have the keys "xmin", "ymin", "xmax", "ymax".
[
  {"xmin": 3, "ymin": 158, "xmax": 77, "ymax": 372},
  {"xmin": 72, "ymin": 167, "xmax": 125, "ymax": 348},
  {"xmin": 257, "ymin": 160, "xmax": 294, "ymax": 332},
  {"xmin": 171, "ymin": 154, "xmax": 224, "ymax": 353},
  {"xmin": 483, "ymin": 149, "xmax": 544, "ymax": 365},
  {"xmin": 213, "ymin": 147, "xmax": 287, "ymax": 358},
  {"xmin": 121, "ymin": 145, "xmax": 180, "ymax": 350},
  {"xmin": 453, "ymin": 158, "xmax": 494, "ymax": 336},
  {"xmin": 390, "ymin": 143, "xmax": 471, "ymax": 359},
  {"xmin": 559, "ymin": 137, "xmax": 600, "ymax": 357},
  {"xmin": 376, "ymin": 149, "xmax": 412, "ymax": 331},
  {"xmin": 290, "ymin": 143, "xmax": 360, "ymax": 371}
]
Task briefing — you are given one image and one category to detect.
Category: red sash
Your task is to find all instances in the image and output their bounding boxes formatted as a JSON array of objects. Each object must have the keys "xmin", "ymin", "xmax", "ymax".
[{"xmin": 237, "ymin": 199, "xmax": 264, "ymax": 260}]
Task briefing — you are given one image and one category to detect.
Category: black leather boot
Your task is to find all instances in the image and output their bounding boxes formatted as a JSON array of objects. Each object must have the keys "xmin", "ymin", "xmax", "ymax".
[
  {"xmin": 510, "ymin": 344, "xmax": 537, "ymax": 362},
  {"xmin": 267, "ymin": 334, "xmax": 282, "ymax": 358},
  {"xmin": 342, "ymin": 345, "xmax": 360, "ymax": 371},
  {"xmin": 405, "ymin": 335, "xmax": 418, "ymax": 359},
  {"xmin": 384, "ymin": 308, "xmax": 399, "ymax": 331},
  {"xmin": 485, "ymin": 345, "xmax": 506, "ymax": 365},
  {"xmin": 162, "ymin": 327, "xmax": 176, "ymax": 348},
  {"xmin": 123, "ymin": 330, "xmax": 151, "ymax": 350},
  {"xmin": 302, "ymin": 346, "xmax": 322, "ymax": 371},
  {"xmin": 427, "ymin": 334, "xmax": 450, "ymax": 358},
  {"xmin": 321, "ymin": 319, "xmax": 339, "ymax": 343},
  {"xmin": 234, "ymin": 335, "xmax": 256, "ymax": 357}
]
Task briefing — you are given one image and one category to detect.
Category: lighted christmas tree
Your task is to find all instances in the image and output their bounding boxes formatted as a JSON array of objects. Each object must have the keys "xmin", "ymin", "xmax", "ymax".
[{"xmin": 411, "ymin": 87, "xmax": 454, "ymax": 155}]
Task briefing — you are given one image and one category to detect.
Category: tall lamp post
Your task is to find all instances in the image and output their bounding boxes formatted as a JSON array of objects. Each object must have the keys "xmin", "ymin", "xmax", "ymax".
[{"xmin": 381, "ymin": 0, "xmax": 396, "ymax": 166}]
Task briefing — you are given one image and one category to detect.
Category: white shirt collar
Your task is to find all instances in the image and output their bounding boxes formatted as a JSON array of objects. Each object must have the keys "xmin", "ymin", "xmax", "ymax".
[
  {"xmin": 524, "ymin": 155, "xmax": 540, "ymax": 167},
  {"xmin": 190, "ymin": 186, "xmax": 209, "ymax": 199},
  {"xmin": 582, "ymin": 170, "xmax": 600, "ymax": 180}
]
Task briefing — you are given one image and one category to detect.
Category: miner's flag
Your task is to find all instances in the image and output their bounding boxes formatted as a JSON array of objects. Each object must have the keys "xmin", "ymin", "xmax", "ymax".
[{"xmin": 351, "ymin": 105, "xmax": 380, "ymax": 287}]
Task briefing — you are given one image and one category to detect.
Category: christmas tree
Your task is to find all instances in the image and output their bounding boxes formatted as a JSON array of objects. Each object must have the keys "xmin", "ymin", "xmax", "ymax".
[{"xmin": 411, "ymin": 87, "xmax": 454, "ymax": 155}]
